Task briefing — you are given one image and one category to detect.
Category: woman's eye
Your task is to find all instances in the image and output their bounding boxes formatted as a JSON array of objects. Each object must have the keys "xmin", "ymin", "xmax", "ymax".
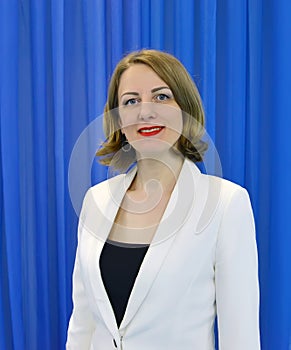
[
  {"xmin": 124, "ymin": 98, "xmax": 139, "ymax": 106},
  {"xmin": 155, "ymin": 93, "xmax": 170, "ymax": 102}
]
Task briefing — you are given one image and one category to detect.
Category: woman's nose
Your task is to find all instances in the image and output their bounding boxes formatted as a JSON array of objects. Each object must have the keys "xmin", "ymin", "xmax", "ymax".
[{"xmin": 138, "ymin": 102, "xmax": 157, "ymax": 121}]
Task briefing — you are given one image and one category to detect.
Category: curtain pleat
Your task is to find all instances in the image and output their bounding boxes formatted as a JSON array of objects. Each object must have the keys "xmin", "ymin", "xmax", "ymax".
[
  {"xmin": 259, "ymin": 2, "xmax": 291, "ymax": 349},
  {"xmin": 193, "ymin": 1, "xmax": 217, "ymax": 139},
  {"xmin": 1, "ymin": 0, "xmax": 291, "ymax": 349},
  {"xmin": 50, "ymin": 1, "xmax": 66, "ymax": 347},
  {"xmin": 215, "ymin": 1, "xmax": 248, "ymax": 184},
  {"xmin": 0, "ymin": 1, "xmax": 25, "ymax": 350}
]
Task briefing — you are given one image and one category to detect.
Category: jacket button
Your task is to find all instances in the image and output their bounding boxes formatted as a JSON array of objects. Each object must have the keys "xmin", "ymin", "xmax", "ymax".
[{"xmin": 113, "ymin": 338, "xmax": 117, "ymax": 348}]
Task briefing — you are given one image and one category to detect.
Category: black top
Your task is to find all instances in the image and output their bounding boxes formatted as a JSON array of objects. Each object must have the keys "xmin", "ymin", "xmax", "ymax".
[{"xmin": 99, "ymin": 240, "xmax": 149, "ymax": 327}]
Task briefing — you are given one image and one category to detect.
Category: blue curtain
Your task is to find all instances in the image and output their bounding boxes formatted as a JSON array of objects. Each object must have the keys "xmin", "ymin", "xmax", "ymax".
[{"xmin": 1, "ymin": 1, "xmax": 290, "ymax": 349}]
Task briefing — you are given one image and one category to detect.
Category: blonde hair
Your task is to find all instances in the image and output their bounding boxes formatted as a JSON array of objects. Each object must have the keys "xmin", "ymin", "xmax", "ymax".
[{"xmin": 96, "ymin": 49, "xmax": 208, "ymax": 171}]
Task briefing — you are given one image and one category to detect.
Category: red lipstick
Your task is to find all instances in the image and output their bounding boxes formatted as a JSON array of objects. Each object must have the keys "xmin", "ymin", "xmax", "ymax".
[{"xmin": 138, "ymin": 126, "xmax": 165, "ymax": 137}]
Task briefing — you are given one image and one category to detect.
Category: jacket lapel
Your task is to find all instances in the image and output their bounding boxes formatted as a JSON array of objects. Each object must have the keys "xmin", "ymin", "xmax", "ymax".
[
  {"xmin": 83, "ymin": 168, "xmax": 137, "ymax": 336},
  {"xmin": 86, "ymin": 159, "xmax": 202, "ymax": 334},
  {"xmin": 119, "ymin": 159, "xmax": 200, "ymax": 330}
]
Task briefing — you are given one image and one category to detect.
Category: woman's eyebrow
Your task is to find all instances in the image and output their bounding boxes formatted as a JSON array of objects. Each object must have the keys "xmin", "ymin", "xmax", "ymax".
[
  {"xmin": 151, "ymin": 86, "xmax": 170, "ymax": 93},
  {"xmin": 120, "ymin": 86, "xmax": 170, "ymax": 98},
  {"xmin": 120, "ymin": 91, "xmax": 139, "ymax": 98}
]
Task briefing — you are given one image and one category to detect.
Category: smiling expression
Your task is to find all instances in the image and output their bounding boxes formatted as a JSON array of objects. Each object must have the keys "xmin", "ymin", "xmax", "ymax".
[{"xmin": 118, "ymin": 64, "xmax": 183, "ymax": 157}]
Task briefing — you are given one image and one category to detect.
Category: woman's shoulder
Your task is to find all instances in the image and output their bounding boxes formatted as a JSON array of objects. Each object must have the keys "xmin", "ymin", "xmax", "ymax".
[
  {"xmin": 187, "ymin": 161, "xmax": 253, "ymax": 224},
  {"xmin": 187, "ymin": 159, "xmax": 249, "ymax": 198},
  {"xmin": 90, "ymin": 173, "xmax": 126, "ymax": 191},
  {"xmin": 78, "ymin": 173, "xmax": 131, "ymax": 232},
  {"xmin": 83, "ymin": 174, "xmax": 125, "ymax": 206},
  {"xmin": 200, "ymin": 172, "xmax": 251, "ymax": 207},
  {"xmin": 180, "ymin": 160, "xmax": 253, "ymax": 234},
  {"xmin": 203, "ymin": 173, "xmax": 248, "ymax": 193},
  {"xmin": 83, "ymin": 167, "xmax": 136, "ymax": 204}
]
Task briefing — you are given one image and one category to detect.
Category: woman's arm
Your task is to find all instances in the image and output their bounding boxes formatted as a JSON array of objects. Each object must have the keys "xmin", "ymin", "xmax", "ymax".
[
  {"xmin": 215, "ymin": 187, "xmax": 261, "ymax": 350},
  {"xmin": 66, "ymin": 240, "xmax": 96, "ymax": 349},
  {"xmin": 66, "ymin": 191, "xmax": 96, "ymax": 349}
]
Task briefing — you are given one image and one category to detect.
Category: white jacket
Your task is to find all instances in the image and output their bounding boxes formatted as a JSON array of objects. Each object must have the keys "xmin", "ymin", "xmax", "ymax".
[{"xmin": 66, "ymin": 159, "xmax": 260, "ymax": 349}]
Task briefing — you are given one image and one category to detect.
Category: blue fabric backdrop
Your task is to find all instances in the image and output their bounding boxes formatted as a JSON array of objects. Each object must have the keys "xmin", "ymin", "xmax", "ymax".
[{"xmin": 1, "ymin": 1, "xmax": 291, "ymax": 349}]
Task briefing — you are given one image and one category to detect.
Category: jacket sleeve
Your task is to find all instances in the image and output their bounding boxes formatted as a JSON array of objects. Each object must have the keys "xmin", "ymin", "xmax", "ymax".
[
  {"xmin": 66, "ymin": 194, "xmax": 96, "ymax": 349},
  {"xmin": 215, "ymin": 187, "xmax": 261, "ymax": 350}
]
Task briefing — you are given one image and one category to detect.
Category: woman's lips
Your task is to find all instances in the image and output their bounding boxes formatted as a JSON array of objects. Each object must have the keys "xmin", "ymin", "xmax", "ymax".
[{"xmin": 138, "ymin": 126, "xmax": 165, "ymax": 137}]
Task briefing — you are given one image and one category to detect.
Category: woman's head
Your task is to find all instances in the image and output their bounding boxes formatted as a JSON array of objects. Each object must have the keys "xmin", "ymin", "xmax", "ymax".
[{"xmin": 97, "ymin": 49, "xmax": 208, "ymax": 170}]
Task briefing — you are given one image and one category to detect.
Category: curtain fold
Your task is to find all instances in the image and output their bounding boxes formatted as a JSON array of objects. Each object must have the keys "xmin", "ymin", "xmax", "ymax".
[
  {"xmin": 1, "ymin": 1, "xmax": 291, "ymax": 349},
  {"xmin": 1, "ymin": 2, "xmax": 24, "ymax": 350}
]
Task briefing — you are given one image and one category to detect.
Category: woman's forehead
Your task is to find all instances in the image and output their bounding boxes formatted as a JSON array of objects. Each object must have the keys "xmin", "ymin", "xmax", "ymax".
[{"xmin": 118, "ymin": 64, "xmax": 169, "ymax": 93}]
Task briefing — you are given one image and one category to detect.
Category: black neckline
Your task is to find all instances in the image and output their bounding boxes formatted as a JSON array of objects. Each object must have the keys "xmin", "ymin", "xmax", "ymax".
[{"xmin": 106, "ymin": 239, "xmax": 150, "ymax": 249}]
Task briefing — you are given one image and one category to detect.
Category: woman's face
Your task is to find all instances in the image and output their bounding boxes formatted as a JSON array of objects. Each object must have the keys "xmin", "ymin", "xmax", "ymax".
[{"xmin": 118, "ymin": 64, "xmax": 183, "ymax": 157}]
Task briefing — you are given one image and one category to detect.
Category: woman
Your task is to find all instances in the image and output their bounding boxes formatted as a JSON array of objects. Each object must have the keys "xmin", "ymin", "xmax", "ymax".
[{"xmin": 66, "ymin": 50, "xmax": 260, "ymax": 349}]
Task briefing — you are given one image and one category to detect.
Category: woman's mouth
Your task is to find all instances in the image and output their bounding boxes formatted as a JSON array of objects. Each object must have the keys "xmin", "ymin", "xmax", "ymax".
[{"xmin": 138, "ymin": 126, "xmax": 165, "ymax": 137}]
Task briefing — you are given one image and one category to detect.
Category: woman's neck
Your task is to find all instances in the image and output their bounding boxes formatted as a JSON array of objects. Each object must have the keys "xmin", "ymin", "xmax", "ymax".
[{"xmin": 131, "ymin": 152, "xmax": 184, "ymax": 193}]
